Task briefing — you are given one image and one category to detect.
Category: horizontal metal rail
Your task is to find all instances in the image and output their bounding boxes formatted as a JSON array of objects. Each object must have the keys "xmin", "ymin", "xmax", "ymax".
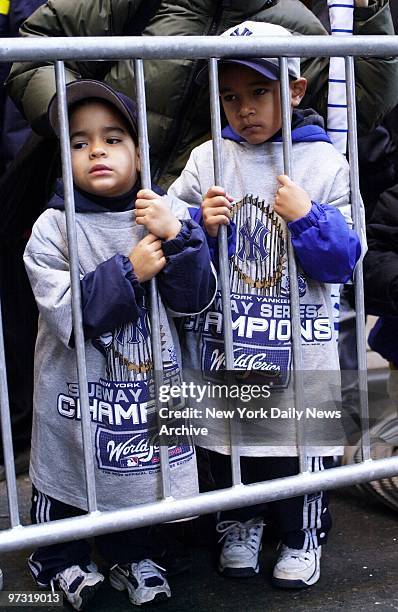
[
  {"xmin": 1, "ymin": 456, "xmax": 398, "ymax": 553},
  {"xmin": 1, "ymin": 35, "xmax": 398, "ymax": 62}
]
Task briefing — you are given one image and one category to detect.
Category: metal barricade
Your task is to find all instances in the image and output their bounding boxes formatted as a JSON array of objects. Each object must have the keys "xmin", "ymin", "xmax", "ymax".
[{"xmin": 1, "ymin": 34, "xmax": 398, "ymax": 553}]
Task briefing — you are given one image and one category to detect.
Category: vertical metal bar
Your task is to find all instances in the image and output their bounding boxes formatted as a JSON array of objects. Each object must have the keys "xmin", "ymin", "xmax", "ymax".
[
  {"xmin": 345, "ymin": 56, "xmax": 371, "ymax": 462},
  {"xmin": 0, "ymin": 298, "xmax": 20, "ymax": 528},
  {"xmin": 209, "ymin": 58, "xmax": 241, "ymax": 486},
  {"xmin": 279, "ymin": 58, "xmax": 307, "ymax": 472},
  {"xmin": 55, "ymin": 61, "xmax": 98, "ymax": 512},
  {"xmin": 134, "ymin": 59, "xmax": 172, "ymax": 499}
]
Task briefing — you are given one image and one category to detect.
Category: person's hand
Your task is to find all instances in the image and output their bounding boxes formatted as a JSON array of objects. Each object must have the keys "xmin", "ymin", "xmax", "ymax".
[
  {"xmin": 201, "ymin": 186, "xmax": 234, "ymax": 238},
  {"xmin": 354, "ymin": 0, "xmax": 368, "ymax": 7},
  {"xmin": 129, "ymin": 234, "xmax": 166, "ymax": 282},
  {"xmin": 274, "ymin": 175, "xmax": 312, "ymax": 223},
  {"xmin": 135, "ymin": 189, "xmax": 182, "ymax": 241}
]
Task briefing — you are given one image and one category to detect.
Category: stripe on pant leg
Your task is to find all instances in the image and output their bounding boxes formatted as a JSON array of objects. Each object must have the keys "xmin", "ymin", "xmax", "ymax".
[
  {"xmin": 302, "ymin": 457, "xmax": 323, "ymax": 550},
  {"xmin": 45, "ymin": 493, "xmax": 51, "ymax": 523},
  {"xmin": 36, "ymin": 491, "xmax": 43, "ymax": 524},
  {"xmin": 36, "ymin": 491, "xmax": 52, "ymax": 524}
]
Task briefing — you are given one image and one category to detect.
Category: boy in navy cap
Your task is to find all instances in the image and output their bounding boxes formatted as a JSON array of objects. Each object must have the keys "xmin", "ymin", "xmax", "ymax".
[{"xmin": 24, "ymin": 79, "xmax": 215, "ymax": 609}]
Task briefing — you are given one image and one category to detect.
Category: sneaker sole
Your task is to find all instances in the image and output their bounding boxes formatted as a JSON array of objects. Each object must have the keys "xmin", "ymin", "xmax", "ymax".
[
  {"xmin": 218, "ymin": 563, "xmax": 260, "ymax": 578},
  {"xmin": 141, "ymin": 592, "xmax": 170, "ymax": 606}
]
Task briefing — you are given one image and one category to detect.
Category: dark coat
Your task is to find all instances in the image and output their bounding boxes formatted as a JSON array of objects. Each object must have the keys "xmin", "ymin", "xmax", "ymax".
[
  {"xmin": 7, "ymin": 0, "xmax": 398, "ymax": 189},
  {"xmin": 363, "ymin": 182, "xmax": 398, "ymax": 315},
  {"xmin": 0, "ymin": 0, "xmax": 46, "ymax": 173}
]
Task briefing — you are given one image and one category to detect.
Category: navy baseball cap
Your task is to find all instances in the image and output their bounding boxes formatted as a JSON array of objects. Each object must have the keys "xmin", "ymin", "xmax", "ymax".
[{"xmin": 48, "ymin": 79, "xmax": 139, "ymax": 143}]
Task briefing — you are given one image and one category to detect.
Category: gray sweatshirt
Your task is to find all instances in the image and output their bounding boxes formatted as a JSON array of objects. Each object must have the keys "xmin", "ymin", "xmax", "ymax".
[
  {"xmin": 24, "ymin": 199, "xmax": 215, "ymax": 511},
  {"xmin": 169, "ymin": 131, "xmax": 364, "ymax": 457}
]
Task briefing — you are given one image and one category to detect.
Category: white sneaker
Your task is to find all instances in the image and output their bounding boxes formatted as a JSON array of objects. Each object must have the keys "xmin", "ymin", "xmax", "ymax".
[
  {"xmin": 54, "ymin": 563, "xmax": 104, "ymax": 610},
  {"xmin": 216, "ymin": 518, "xmax": 264, "ymax": 577},
  {"xmin": 272, "ymin": 545, "xmax": 321, "ymax": 588},
  {"xmin": 109, "ymin": 559, "xmax": 171, "ymax": 606}
]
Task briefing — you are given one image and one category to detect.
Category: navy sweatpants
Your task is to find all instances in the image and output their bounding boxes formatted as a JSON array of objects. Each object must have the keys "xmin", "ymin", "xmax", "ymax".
[
  {"xmin": 28, "ymin": 486, "xmax": 166, "ymax": 586},
  {"xmin": 209, "ymin": 452, "xmax": 333, "ymax": 550}
]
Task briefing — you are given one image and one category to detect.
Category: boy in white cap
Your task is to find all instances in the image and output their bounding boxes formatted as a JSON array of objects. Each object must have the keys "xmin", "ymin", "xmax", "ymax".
[{"xmin": 167, "ymin": 21, "xmax": 363, "ymax": 588}]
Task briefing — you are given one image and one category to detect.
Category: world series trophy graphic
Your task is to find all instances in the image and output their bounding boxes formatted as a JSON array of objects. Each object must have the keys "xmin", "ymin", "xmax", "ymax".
[
  {"xmin": 94, "ymin": 305, "xmax": 193, "ymax": 474},
  {"xmin": 97, "ymin": 308, "xmax": 154, "ymax": 382},
  {"xmin": 230, "ymin": 194, "xmax": 287, "ymax": 297}
]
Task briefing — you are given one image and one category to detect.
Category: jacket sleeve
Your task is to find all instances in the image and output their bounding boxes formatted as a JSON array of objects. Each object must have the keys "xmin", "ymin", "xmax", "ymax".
[
  {"xmin": 80, "ymin": 254, "xmax": 145, "ymax": 339},
  {"xmin": 6, "ymin": 0, "xmax": 147, "ymax": 134},
  {"xmin": 288, "ymin": 201, "xmax": 361, "ymax": 284},
  {"xmin": 303, "ymin": 0, "xmax": 398, "ymax": 135},
  {"xmin": 363, "ymin": 182, "xmax": 398, "ymax": 315},
  {"xmin": 23, "ymin": 213, "xmax": 144, "ymax": 347},
  {"xmin": 157, "ymin": 218, "xmax": 217, "ymax": 316},
  {"xmin": 288, "ymin": 152, "xmax": 365, "ymax": 283}
]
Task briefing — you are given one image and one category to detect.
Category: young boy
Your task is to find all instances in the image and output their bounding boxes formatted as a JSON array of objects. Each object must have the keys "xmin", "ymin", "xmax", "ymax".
[
  {"xmin": 167, "ymin": 22, "xmax": 363, "ymax": 588},
  {"xmin": 23, "ymin": 79, "xmax": 215, "ymax": 610}
]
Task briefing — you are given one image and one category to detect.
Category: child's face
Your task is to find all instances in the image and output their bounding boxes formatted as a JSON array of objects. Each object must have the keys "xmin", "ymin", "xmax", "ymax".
[
  {"xmin": 219, "ymin": 64, "xmax": 306, "ymax": 144},
  {"xmin": 69, "ymin": 100, "xmax": 140, "ymax": 197}
]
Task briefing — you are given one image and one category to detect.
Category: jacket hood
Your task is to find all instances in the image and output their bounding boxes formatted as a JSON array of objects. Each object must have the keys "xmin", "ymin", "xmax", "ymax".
[
  {"xmin": 46, "ymin": 179, "xmax": 164, "ymax": 212},
  {"xmin": 222, "ymin": 108, "xmax": 332, "ymax": 144},
  {"xmin": 47, "ymin": 179, "xmax": 141, "ymax": 212}
]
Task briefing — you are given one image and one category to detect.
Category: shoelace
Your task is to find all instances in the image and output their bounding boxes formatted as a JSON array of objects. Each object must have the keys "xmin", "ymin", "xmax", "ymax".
[
  {"xmin": 110, "ymin": 560, "xmax": 166, "ymax": 580},
  {"xmin": 216, "ymin": 519, "xmax": 264, "ymax": 552},
  {"xmin": 136, "ymin": 559, "xmax": 166, "ymax": 580}
]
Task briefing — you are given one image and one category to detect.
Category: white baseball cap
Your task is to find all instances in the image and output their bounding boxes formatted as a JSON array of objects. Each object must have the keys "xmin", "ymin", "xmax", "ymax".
[{"xmin": 197, "ymin": 21, "xmax": 300, "ymax": 83}]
